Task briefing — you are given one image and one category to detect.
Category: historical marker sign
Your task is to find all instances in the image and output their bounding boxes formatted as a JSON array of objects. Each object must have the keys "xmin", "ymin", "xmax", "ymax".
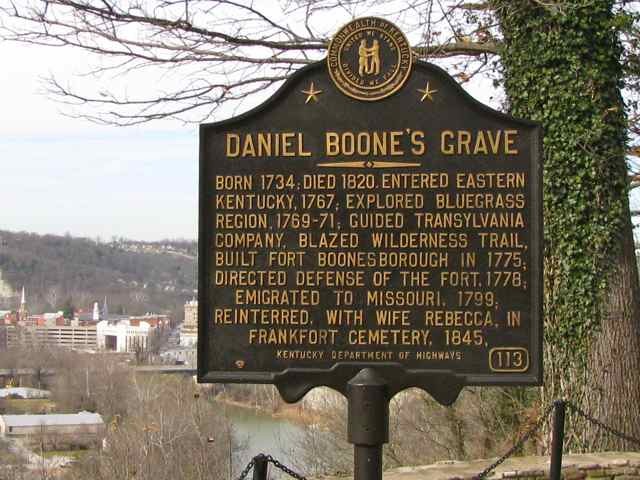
[{"xmin": 198, "ymin": 17, "xmax": 542, "ymax": 404}]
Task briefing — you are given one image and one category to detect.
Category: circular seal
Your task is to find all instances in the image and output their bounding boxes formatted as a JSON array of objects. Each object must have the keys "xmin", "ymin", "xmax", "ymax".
[{"xmin": 327, "ymin": 17, "xmax": 413, "ymax": 101}]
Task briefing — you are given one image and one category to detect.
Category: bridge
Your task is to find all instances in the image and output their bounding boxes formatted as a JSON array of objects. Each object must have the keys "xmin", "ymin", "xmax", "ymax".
[
  {"xmin": 0, "ymin": 368, "xmax": 56, "ymax": 377},
  {"xmin": 133, "ymin": 365, "xmax": 196, "ymax": 375}
]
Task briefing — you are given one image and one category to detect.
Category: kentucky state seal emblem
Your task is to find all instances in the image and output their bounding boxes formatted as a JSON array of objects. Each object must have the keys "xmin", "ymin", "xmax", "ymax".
[{"xmin": 327, "ymin": 17, "xmax": 413, "ymax": 101}]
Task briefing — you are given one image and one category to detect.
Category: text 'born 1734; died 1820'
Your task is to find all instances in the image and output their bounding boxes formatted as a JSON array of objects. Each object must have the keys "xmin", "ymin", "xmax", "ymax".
[{"xmin": 198, "ymin": 16, "xmax": 542, "ymax": 403}]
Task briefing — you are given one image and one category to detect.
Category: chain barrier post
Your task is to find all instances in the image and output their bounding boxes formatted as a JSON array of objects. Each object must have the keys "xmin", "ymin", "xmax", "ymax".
[
  {"xmin": 550, "ymin": 400, "xmax": 566, "ymax": 480},
  {"xmin": 252, "ymin": 454, "xmax": 269, "ymax": 480},
  {"xmin": 347, "ymin": 368, "xmax": 389, "ymax": 480}
]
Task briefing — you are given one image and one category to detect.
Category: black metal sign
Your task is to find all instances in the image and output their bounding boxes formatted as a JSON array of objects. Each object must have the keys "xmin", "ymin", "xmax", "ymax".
[{"xmin": 198, "ymin": 19, "xmax": 542, "ymax": 405}]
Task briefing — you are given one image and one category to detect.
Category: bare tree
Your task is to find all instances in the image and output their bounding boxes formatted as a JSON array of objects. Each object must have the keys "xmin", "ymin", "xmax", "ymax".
[
  {"xmin": 65, "ymin": 375, "xmax": 237, "ymax": 480},
  {"xmin": 0, "ymin": 1, "xmax": 497, "ymax": 125},
  {"xmin": 0, "ymin": 438, "xmax": 29, "ymax": 480},
  {"xmin": 291, "ymin": 386, "xmax": 540, "ymax": 476},
  {"xmin": 43, "ymin": 286, "xmax": 60, "ymax": 311}
]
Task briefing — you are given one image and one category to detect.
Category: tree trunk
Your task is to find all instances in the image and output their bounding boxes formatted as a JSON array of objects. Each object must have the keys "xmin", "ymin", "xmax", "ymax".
[
  {"xmin": 494, "ymin": 0, "xmax": 640, "ymax": 449},
  {"xmin": 585, "ymin": 211, "xmax": 640, "ymax": 450}
]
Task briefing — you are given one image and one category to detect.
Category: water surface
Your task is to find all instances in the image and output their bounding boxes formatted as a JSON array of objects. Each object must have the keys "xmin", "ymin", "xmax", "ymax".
[{"xmin": 223, "ymin": 403, "xmax": 309, "ymax": 477}]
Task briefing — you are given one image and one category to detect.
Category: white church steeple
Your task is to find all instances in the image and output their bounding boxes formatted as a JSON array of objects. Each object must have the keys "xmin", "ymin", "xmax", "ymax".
[{"xmin": 18, "ymin": 286, "xmax": 28, "ymax": 321}]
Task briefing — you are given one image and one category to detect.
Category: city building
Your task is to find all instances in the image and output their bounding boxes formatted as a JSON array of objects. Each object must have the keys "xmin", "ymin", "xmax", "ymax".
[
  {"xmin": 5, "ymin": 293, "xmax": 100, "ymax": 350},
  {"xmin": 96, "ymin": 314, "xmax": 168, "ymax": 353},
  {"xmin": 5, "ymin": 324, "xmax": 98, "ymax": 350},
  {"xmin": 2, "ymin": 289, "xmax": 170, "ymax": 353},
  {"xmin": 180, "ymin": 299, "xmax": 198, "ymax": 346},
  {"xmin": 1, "ymin": 311, "xmax": 17, "ymax": 325},
  {"xmin": 159, "ymin": 346, "xmax": 197, "ymax": 366}
]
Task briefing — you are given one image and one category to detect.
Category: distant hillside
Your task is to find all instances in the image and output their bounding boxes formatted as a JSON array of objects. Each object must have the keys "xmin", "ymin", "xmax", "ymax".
[{"xmin": 0, "ymin": 230, "xmax": 196, "ymax": 320}]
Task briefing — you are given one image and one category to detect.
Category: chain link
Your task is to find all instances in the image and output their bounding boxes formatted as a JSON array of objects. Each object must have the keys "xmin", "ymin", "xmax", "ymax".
[
  {"xmin": 234, "ymin": 454, "xmax": 308, "ymax": 480},
  {"xmin": 566, "ymin": 401, "xmax": 640, "ymax": 447},
  {"xmin": 235, "ymin": 457, "xmax": 255, "ymax": 480},
  {"xmin": 473, "ymin": 403, "xmax": 555, "ymax": 480},
  {"xmin": 237, "ymin": 400, "xmax": 640, "ymax": 480},
  {"xmin": 266, "ymin": 455, "xmax": 308, "ymax": 480}
]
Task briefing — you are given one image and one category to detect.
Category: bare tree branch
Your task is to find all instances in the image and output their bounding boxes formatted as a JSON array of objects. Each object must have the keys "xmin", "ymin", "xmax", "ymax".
[
  {"xmin": 413, "ymin": 40, "xmax": 498, "ymax": 57},
  {"xmin": 0, "ymin": 0, "xmax": 504, "ymax": 124}
]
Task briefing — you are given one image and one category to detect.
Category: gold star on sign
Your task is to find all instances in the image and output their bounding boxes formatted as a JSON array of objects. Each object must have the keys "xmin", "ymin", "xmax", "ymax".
[
  {"xmin": 301, "ymin": 82, "xmax": 322, "ymax": 104},
  {"xmin": 417, "ymin": 82, "xmax": 438, "ymax": 102}
]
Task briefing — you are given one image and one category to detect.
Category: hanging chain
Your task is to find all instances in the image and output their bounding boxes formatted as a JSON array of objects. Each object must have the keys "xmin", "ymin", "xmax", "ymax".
[
  {"xmin": 473, "ymin": 403, "xmax": 555, "ymax": 480},
  {"xmin": 234, "ymin": 455, "xmax": 308, "ymax": 480},
  {"xmin": 236, "ymin": 399, "xmax": 640, "ymax": 480},
  {"xmin": 566, "ymin": 401, "xmax": 640, "ymax": 447},
  {"xmin": 235, "ymin": 457, "xmax": 256, "ymax": 480},
  {"xmin": 266, "ymin": 455, "xmax": 308, "ymax": 480}
]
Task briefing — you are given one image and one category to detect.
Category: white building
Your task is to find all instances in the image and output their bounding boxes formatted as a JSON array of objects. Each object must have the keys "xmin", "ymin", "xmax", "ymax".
[
  {"xmin": 0, "ymin": 387, "xmax": 50, "ymax": 399},
  {"xmin": 96, "ymin": 314, "xmax": 168, "ymax": 353},
  {"xmin": 180, "ymin": 299, "xmax": 198, "ymax": 347},
  {"xmin": 0, "ymin": 411, "xmax": 104, "ymax": 447},
  {"xmin": 97, "ymin": 319, "xmax": 152, "ymax": 353},
  {"xmin": 160, "ymin": 347, "xmax": 197, "ymax": 366}
]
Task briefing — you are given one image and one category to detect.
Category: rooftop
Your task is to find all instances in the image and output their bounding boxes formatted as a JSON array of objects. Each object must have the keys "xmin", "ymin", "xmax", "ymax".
[
  {"xmin": 1, "ymin": 411, "xmax": 103, "ymax": 428},
  {"xmin": 0, "ymin": 387, "xmax": 50, "ymax": 399}
]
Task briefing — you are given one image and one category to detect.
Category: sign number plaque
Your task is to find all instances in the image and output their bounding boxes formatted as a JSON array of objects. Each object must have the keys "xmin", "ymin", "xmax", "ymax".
[{"xmin": 198, "ymin": 18, "xmax": 542, "ymax": 406}]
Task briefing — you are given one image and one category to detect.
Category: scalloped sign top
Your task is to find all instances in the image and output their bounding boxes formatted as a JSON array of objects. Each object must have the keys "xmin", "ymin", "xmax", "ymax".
[{"xmin": 198, "ymin": 19, "xmax": 542, "ymax": 404}]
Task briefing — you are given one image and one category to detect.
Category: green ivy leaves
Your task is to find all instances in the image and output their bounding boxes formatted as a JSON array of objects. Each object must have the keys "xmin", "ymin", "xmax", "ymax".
[{"xmin": 494, "ymin": 0, "xmax": 628, "ymax": 363}]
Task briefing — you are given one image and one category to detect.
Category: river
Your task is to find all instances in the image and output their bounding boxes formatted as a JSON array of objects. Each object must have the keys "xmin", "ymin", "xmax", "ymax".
[{"xmin": 222, "ymin": 403, "xmax": 310, "ymax": 477}]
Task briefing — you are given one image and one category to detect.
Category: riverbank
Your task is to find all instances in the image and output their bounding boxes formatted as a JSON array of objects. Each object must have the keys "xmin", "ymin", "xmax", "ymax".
[{"xmin": 213, "ymin": 394, "xmax": 322, "ymax": 425}]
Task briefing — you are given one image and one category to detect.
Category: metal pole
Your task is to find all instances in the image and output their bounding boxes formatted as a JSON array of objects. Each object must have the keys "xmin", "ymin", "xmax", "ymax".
[
  {"xmin": 550, "ymin": 400, "xmax": 566, "ymax": 480},
  {"xmin": 253, "ymin": 454, "xmax": 269, "ymax": 480},
  {"xmin": 347, "ymin": 369, "xmax": 389, "ymax": 480}
]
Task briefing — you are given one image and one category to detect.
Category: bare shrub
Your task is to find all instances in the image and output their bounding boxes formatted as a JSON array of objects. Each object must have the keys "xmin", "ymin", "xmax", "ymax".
[{"xmin": 64, "ymin": 375, "xmax": 237, "ymax": 480}]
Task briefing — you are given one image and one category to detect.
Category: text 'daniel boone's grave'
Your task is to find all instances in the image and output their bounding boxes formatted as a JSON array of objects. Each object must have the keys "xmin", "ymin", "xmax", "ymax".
[{"xmin": 198, "ymin": 16, "xmax": 542, "ymax": 398}]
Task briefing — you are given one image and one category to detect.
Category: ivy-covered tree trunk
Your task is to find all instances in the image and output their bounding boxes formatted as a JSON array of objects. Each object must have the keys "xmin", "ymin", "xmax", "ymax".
[{"xmin": 493, "ymin": 0, "xmax": 640, "ymax": 450}]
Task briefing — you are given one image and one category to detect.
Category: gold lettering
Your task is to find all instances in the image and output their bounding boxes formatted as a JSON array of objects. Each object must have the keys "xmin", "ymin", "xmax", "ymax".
[
  {"xmin": 441, "ymin": 130, "xmax": 455, "ymax": 155},
  {"xmin": 410, "ymin": 130, "xmax": 426, "ymax": 155},
  {"xmin": 242, "ymin": 135, "xmax": 256, "ymax": 156},
  {"xmin": 390, "ymin": 131, "xmax": 404, "ymax": 155},
  {"xmin": 439, "ymin": 130, "xmax": 521, "ymax": 155},
  {"xmin": 325, "ymin": 309, "xmax": 364, "ymax": 326},
  {"xmin": 458, "ymin": 130, "xmax": 471, "ymax": 155},
  {"xmin": 226, "ymin": 133, "xmax": 240, "ymax": 157},
  {"xmin": 347, "ymin": 329, "xmax": 430, "ymax": 345},
  {"xmin": 474, "ymin": 131, "xmax": 488, "ymax": 154},
  {"xmin": 505, "ymin": 129, "xmax": 519, "ymax": 154},
  {"xmin": 424, "ymin": 310, "xmax": 494, "ymax": 327},
  {"xmin": 281, "ymin": 132, "xmax": 295, "ymax": 156},
  {"xmin": 375, "ymin": 310, "xmax": 410, "ymax": 326},
  {"xmin": 215, "ymin": 175, "xmax": 252, "ymax": 190}
]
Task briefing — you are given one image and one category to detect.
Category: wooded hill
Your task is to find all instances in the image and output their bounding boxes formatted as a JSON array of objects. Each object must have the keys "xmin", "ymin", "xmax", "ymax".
[{"xmin": 0, "ymin": 230, "xmax": 196, "ymax": 321}]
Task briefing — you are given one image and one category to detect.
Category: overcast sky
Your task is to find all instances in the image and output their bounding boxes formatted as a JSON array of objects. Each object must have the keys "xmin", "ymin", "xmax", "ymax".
[
  {"xmin": 0, "ymin": 40, "xmax": 199, "ymax": 241},
  {"xmin": 3, "ymin": 32, "xmax": 638, "ymax": 242},
  {"xmin": 0, "ymin": 39, "xmax": 494, "ymax": 242}
]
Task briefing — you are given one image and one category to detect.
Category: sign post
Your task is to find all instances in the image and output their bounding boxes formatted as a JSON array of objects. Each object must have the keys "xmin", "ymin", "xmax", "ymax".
[
  {"xmin": 348, "ymin": 368, "xmax": 389, "ymax": 480},
  {"xmin": 199, "ymin": 17, "xmax": 542, "ymax": 478}
]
